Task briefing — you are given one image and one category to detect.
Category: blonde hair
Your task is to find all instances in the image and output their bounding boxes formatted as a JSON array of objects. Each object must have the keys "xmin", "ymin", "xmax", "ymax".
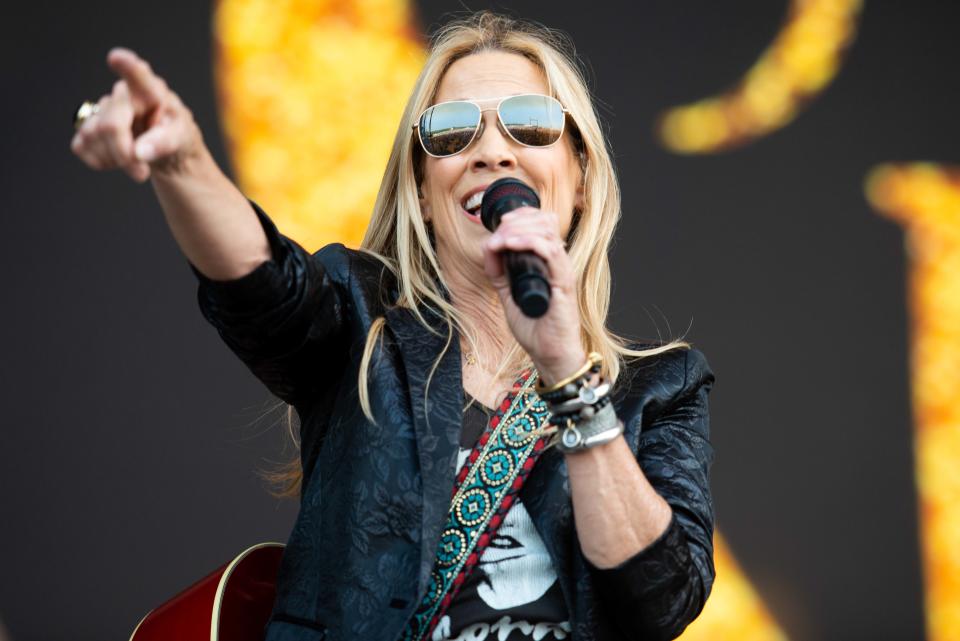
[{"xmin": 265, "ymin": 11, "xmax": 687, "ymax": 498}]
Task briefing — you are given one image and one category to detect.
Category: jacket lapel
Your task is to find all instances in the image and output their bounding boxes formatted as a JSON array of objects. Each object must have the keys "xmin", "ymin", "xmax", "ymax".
[{"xmin": 384, "ymin": 306, "xmax": 464, "ymax": 594}]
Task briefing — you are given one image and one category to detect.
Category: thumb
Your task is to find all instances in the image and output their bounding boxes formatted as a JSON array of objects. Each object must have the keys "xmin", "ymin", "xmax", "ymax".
[{"xmin": 133, "ymin": 123, "xmax": 177, "ymax": 163}]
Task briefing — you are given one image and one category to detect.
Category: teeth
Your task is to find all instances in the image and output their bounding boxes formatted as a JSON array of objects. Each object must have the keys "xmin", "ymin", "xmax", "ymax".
[{"xmin": 464, "ymin": 192, "xmax": 483, "ymax": 212}]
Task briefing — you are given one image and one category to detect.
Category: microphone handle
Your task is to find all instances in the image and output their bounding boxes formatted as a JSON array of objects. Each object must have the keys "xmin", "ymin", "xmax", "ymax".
[{"xmin": 504, "ymin": 250, "xmax": 551, "ymax": 318}]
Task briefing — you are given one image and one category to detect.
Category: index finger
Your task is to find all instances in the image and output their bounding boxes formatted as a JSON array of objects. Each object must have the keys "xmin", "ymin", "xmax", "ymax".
[
  {"xmin": 499, "ymin": 206, "xmax": 543, "ymax": 222},
  {"xmin": 499, "ymin": 208, "xmax": 560, "ymax": 233},
  {"xmin": 106, "ymin": 47, "xmax": 165, "ymax": 108}
]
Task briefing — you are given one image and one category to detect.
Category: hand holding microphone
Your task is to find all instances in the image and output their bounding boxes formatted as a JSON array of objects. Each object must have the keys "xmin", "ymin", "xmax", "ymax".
[{"xmin": 480, "ymin": 178, "xmax": 552, "ymax": 318}]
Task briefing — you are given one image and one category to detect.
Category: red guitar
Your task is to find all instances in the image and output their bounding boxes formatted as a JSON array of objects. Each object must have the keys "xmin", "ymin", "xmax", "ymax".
[{"xmin": 129, "ymin": 542, "xmax": 284, "ymax": 641}]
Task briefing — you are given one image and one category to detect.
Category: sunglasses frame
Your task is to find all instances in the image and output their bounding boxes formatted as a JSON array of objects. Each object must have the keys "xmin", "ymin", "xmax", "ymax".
[{"xmin": 412, "ymin": 93, "xmax": 571, "ymax": 158}]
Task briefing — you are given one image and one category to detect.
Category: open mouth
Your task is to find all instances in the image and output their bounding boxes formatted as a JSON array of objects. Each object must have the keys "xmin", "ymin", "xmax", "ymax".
[{"xmin": 460, "ymin": 190, "xmax": 484, "ymax": 224}]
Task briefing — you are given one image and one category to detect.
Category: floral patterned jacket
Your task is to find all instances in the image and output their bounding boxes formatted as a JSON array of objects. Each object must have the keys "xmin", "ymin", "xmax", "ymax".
[{"xmin": 193, "ymin": 201, "xmax": 716, "ymax": 641}]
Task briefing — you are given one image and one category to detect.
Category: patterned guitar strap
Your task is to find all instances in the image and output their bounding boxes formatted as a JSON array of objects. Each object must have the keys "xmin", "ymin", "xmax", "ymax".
[{"xmin": 401, "ymin": 370, "xmax": 552, "ymax": 641}]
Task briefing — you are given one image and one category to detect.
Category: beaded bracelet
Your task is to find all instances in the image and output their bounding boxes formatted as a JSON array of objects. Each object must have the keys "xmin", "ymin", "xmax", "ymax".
[
  {"xmin": 548, "ymin": 393, "xmax": 612, "ymax": 426},
  {"xmin": 547, "ymin": 381, "xmax": 612, "ymax": 417}
]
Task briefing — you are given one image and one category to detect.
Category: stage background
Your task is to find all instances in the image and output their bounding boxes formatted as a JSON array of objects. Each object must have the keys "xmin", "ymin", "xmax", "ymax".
[{"xmin": 3, "ymin": 1, "xmax": 957, "ymax": 639}]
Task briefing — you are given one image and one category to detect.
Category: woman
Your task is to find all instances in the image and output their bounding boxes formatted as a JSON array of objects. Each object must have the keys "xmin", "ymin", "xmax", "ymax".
[{"xmin": 71, "ymin": 12, "xmax": 715, "ymax": 641}]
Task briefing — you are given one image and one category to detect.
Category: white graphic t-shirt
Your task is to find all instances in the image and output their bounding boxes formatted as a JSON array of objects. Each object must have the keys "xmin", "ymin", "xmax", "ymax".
[{"xmin": 433, "ymin": 400, "xmax": 572, "ymax": 641}]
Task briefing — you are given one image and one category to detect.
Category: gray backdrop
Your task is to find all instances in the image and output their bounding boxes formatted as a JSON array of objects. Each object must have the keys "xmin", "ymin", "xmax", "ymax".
[{"xmin": 4, "ymin": 1, "xmax": 954, "ymax": 639}]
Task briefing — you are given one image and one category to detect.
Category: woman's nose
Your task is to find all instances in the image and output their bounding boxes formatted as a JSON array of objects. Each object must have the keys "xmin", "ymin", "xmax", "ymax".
[{"xmin": 469, "ymin": 112, "xmax": 517, "ymax": 170}]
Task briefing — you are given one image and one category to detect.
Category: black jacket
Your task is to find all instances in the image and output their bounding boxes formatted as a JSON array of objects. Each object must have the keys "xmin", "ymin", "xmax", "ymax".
[{"xmin": 193, "ymin": 201, "xmax": 716, "ymax": 641}]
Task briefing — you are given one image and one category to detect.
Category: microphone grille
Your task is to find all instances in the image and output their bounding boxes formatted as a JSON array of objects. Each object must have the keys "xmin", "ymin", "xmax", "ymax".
[
  {"xmin": 484, "ymin": 177, "xmax": 536, "ymax": 202},
  {"xmin": 480, "ymin": 178, "xmax": 540, "ymax": 230}
]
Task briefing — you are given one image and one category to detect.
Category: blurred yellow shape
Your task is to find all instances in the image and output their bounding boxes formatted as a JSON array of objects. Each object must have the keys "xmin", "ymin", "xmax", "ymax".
[
  {"xmin": 659, "ymin": 0, "xmax": 862, "ymax": 154},
  {"xmin": 681, "ymin": 534, "xmax": 789, "ymax": 641},
  {"xmin": 867, "ymin": 163, "xmax": 960, "ymax": 641},
  {"xmin": 213, "ymin": 0, "xmax": 425, "ymax": 250}
]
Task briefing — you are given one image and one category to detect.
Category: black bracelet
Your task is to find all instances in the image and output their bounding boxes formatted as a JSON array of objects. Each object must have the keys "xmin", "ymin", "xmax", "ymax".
[{"xmin": 548, "ymin": 394, "xmax": 612, "ymax": 427}]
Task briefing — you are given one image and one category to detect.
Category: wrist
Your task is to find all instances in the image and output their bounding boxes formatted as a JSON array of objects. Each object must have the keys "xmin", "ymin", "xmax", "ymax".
[
  {"xmin": 562, "ymin": 432, "xmax": 623, "ymax": 458},
  {"xmin": 535, "ymin": 349, "xmax": 588, "ymax": 387},
  {"xmin": 150, "ymin": 125, "xmax": 211, "ymax": 181}
]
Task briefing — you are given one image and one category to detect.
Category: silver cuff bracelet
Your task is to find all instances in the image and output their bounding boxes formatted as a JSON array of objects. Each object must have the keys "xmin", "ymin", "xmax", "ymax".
[{"xmin": 554, "ymin": 402, "xmax": 623, "ymax": 454}]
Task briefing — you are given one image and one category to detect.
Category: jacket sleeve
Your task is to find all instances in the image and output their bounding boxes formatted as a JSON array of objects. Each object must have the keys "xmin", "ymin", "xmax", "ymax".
[
  {"xmin": 190, "ymin": 199, "xmax": 349, "ymax": 406},
  {"xmin": 588, "ymin": 347, "xmax": 716, "ymax": 641}
]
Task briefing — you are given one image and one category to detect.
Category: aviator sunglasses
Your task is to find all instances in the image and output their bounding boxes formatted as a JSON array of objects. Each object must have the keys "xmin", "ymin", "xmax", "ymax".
[{"xmin": 413, "ymin": 93, "xmax": 570, "ymax": 158}]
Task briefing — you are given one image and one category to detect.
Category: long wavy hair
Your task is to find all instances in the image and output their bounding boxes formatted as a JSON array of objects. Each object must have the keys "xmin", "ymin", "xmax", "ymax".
[{"xmin": 265, "ymin": 11, "xmax": 687, "ymax": 497}]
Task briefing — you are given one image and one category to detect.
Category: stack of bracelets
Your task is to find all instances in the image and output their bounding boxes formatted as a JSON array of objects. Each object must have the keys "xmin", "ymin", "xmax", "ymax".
[{"xmin": 535, "ymin": 352, "xmax": 624, "ymax": 454}]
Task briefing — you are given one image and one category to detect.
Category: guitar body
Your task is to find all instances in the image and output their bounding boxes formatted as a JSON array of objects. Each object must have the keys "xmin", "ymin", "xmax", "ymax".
[{"xmin": 129, "ymin": 542, "xmax": 284, "ymax": 641}]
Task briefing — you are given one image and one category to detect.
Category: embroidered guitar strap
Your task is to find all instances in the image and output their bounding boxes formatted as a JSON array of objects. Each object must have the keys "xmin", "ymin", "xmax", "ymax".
[{"xmin": 401, "ymin": 370, "xmax": 552, "ymax": 641}]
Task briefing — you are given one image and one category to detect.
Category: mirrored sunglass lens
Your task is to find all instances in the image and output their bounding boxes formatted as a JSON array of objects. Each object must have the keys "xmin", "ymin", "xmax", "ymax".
[
  {"xmin": 419, "ymin": 102, "xmax": 481, "ymax": 156},
  {"xmin": 499, "ymin": 95, "xmax": 565, "ymax": 147}
]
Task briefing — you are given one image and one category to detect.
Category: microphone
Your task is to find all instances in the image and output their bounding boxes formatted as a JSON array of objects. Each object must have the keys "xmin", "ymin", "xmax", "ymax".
[{"xmin": 480, "ymin": 178, "xmax": 551, "ymax": 318}]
